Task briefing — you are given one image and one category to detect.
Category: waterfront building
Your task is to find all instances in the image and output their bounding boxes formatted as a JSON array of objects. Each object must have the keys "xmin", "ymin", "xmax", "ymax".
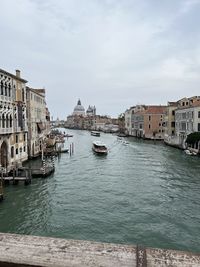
[
  {"xmin": 124, "ymin": 107, "xmax": 135, "ymax": 136},
  {"xmin": 164, "ymin": 96, "xmax": 200, "ymax": 148},
  {"xmin": 26, "ymin": 88, "xmax": 50, "ymax": 158},
  {"xmin": 164, "ymin": 102, "xmax": 177, "ymax": 137},
  {"xmin": 129, "ymin": 105, "xmax": 166, "ymax": 139},
  {"xmin": 0, "ymin": 69, "xmax": 28, "ymax": 170},
  {"xmin": 93, "ymin": 115, "xmax": 112, "ymax": 131},
  {"xmin": 143, "ymin": 106, "xmax": 166, "ymax": 139},
  {"xmin": 130, "ymin": 105, "xmax": 146, "ymax": 137},
  {"xmin": 174, "ymin": 96, "xmax": 200, "ymax": 148}
]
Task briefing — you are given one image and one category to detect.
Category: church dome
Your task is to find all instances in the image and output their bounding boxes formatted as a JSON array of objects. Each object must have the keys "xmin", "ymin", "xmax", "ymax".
[{"xmin": 73, "ymin": 99, "xmax": 85, "ymax": 115}]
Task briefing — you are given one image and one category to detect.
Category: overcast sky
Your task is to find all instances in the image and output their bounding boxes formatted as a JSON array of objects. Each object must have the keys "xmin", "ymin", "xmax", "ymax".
[{"xmin": 1, "ymin": 0, "xmax": 200, "ymax": 119}]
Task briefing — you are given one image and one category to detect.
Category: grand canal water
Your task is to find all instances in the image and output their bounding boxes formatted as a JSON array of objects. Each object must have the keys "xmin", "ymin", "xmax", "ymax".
[{"xmin": 0, "ymin": 129, "xmax": 200, "ymax": 252}]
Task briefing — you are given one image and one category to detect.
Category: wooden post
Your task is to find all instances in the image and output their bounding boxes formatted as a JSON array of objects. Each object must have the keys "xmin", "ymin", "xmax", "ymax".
[
  {"xmin": 42, "ymin": 160, "xmax": 46, "ymax": 176},
  {"xmin": 70, "ymin": 144, "xmax": 72, "ymax": 156},
  {"xmin": 72, "ymin": 142, "xmax": 74, "ymax": 154}
]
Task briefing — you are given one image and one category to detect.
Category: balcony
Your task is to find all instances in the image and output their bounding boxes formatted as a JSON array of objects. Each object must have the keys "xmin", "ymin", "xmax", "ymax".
[
  {"xmin": 0, "ymin": 128, "xmax": 13, "ymax": 135},
  {"xmin": 0, "ymin": 95, "xmax": 12, "ymax": 102}
]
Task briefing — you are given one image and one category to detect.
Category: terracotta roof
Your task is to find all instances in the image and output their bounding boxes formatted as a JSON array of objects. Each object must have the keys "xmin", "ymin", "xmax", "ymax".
[
  {"xmin": 192, "ymin": 100, "xmax": 200, "ymax": 108},
  {"xmin": 144, "ymin": 106, "xmax": 167, "ymax": 114}
]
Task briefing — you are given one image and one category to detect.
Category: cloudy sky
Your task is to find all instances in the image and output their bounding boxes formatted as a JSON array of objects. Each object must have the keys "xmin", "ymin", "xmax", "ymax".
[{"xmin": 1, "ymin": 0, "xmax": 200, "ymax": 118}]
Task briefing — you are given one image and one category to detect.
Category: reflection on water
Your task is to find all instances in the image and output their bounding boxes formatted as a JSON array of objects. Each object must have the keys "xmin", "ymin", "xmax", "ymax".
[{"xmin": 0, "ymin": 129, "xmax": 200, "ymax": 252}]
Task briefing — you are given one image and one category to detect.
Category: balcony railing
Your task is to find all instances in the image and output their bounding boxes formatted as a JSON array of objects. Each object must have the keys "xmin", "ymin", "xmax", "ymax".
[{"xmin": 0, "ymin": 128, "xmax": 13, "ymax": 134}]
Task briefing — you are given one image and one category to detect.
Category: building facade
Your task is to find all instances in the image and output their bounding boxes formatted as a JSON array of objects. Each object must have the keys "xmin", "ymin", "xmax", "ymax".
[
  {"xmin": 175, "ymin": 97, "xmax": 200, "ymax": 148},
  {"xmin": 26, "ymin": 88, "xmax": 50, "ymax": 158},
  {"xmin": 0, "ymin": 69, "xmax": 28, "ymax": 171}
]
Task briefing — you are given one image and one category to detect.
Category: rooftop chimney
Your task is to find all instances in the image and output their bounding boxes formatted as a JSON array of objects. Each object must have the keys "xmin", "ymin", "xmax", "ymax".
[{"xmin": 16, "ymin": 69, "xmax": 21, "ymax": 78}]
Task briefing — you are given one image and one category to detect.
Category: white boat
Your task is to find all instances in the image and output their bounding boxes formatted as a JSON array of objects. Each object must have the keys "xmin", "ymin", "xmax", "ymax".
[
  {"xmin": 184, "ymin": 149, "xmax": 193, "ymax": 155},
  {"xmin": 92, "ymin": 141, "xmax": 108, "ymax": 155},
  {"xmin": 91, "ymin": 131, "xmax": 101, "ymax": 137}
]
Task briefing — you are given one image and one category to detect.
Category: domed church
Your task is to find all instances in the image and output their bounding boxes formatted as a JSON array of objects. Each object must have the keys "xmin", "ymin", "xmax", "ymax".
[{"xmin": 73, "ymin": 99, "xmax": 85, "ymax": 116}]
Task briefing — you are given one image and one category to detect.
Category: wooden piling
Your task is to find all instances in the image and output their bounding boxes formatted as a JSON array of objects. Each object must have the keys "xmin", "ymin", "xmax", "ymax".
[{"xmin": 72, "ymin": 142, "xmax": 74, "ymax": 154}]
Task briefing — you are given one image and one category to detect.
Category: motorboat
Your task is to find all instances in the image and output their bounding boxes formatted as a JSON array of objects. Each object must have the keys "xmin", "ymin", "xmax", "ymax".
[
  {"xmin": 92, "ymin": 141, "xmax": 108, "ymax": 155},
  {"xmin": 91, "ymin": 131, "xmax": 101, "ymax": 137},
  {"xmin": 64, "ymin": 134, "xmax": 73, "ymax": 137},
  {"xmin": 184, "ymin": 149, "xmax": 197, "ymax": 156}
]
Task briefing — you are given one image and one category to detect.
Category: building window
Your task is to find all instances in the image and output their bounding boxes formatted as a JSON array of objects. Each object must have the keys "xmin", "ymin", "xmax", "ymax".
[
  {"xmin": 172, "ymin": 110, "xmax": 175, "ymax": 116},
  {"xmin": 16, "ymin": 148, "xmax": 18, "ymax": 155},
  {"xmin": 149, "ymin": 116, "xmax": 151, "ymax": 121},
  {"xmin": 24, "ymin": 146, "xmax": 26, "ymax": 152},
  {"xmin": 198, "ymin": 123, "xmax": 200, "ymax": 132},
  {"xmin": 198, "ymin": 111, "xmax": 200, "ymax": 118},
  {"xmin": 11, "ymin": 146, "xmax": 14, "ymax": 158},
  {"xmin": 0, "ymin": 81, "xmax": 3, "ymax": 95},
  {"xmin": 149, "ymin": 124, "xmax": 151, "ymax": 129},
  {"xmin": 24, "ymin": 133, "xmax": 26, "ymax": 141},
  {"xmin": 16, "ymin": 135, "xmax": 18, "ymax": 143},
  {"xmin": 22, "ymin": 89, "xmax": 25, "ymax": 102},
  {"xmin": 20, "ymin": 147, "xmax": 22, "ymax": 153}
]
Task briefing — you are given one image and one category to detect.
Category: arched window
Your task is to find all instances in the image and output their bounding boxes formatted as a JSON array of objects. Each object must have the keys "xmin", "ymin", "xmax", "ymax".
[
  {"xmin": 5, "ymin": 83, "xmax": 7, "ymax": 96},
  {"xmin": 1, "ymin": 81, "xmax": 4, "ymax": 95},
  {"xmin": 2, "ymin": 114, "xmax": 5, "ymax": 128},
  {"xmin": 6, "ymin": 114, "xmax": 9, "ymax": 128},
  {"xmin": 8, "ymin": 84, "xmax": 11, "ymax": 97},
  {"xmin": 11, "ymin": 146, "xmax": 14, "ymax": 158},
  {"xmin": 10, "ymin": 115, "xmax": 12, "ymax": 128}
]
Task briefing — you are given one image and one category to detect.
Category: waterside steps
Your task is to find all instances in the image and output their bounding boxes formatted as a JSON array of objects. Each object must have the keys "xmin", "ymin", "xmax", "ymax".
[{"xmin": 0, "ymin": 233, "xmax": 199, "ymax": 267}]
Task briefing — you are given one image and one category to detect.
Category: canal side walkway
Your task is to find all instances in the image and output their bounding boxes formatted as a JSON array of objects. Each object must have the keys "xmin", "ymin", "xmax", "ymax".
[{"xmin": 0, "ymin": 233, "xmax": 199, "ymax": 267}]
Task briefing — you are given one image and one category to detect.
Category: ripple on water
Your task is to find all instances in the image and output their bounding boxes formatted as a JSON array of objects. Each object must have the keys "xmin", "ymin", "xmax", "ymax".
[{"xmin": 0, "ymin": 130, "xmax": 200, "ymax": 252}]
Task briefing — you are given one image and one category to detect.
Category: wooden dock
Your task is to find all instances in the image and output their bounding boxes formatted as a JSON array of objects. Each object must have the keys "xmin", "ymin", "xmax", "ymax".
[{"xmin": 0, "ymin": 233, "xmax": 199, "ymax": 266}]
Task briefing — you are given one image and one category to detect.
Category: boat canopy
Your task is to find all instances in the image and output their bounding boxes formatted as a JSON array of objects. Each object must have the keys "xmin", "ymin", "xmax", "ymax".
[{"xmin": 93, "ymin": 141, "xmax": 106, "ymax": 147}]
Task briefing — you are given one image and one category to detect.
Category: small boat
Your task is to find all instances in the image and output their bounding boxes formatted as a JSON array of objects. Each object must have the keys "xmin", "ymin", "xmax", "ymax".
[
  {"xmin": 91, "ymin": 131, "xmax": 101, "ymax": 137},
  {"xmin": 184, "ymin": 149, "xmax": 197, "ymax": 156},
  {"xmin": 63, "ymin": 134, "xmax": 73, "ymax": 137},
  {"xmin": 122, "ymin": 141, "xmax": 129, "ymax": 145},
  {"xmin": 92, "ymin": 141, "xmax": 108, "ymax": 155}
]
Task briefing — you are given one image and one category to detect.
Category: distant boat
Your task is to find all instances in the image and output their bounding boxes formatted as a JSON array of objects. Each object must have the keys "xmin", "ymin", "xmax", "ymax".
[
  {"xmin": 92, "ymin": 141, "xmax": 108, "ymax": 155},
  {"xmin": 91, "ymin": 131, "xmax": 101, "ymax": 137},
  {"xmin": 64, "ymin": 134, "xmax": 73, "ymax": 137},
  {"xmin": 184, "ymin": 149, "xmax": 197, "ymax": 156}
]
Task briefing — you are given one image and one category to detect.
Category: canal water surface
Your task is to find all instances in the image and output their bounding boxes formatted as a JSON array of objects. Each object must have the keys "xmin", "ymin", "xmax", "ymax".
[{"xmin": 0, "ymin": 129, "xmax": 200, "ymax": 252}]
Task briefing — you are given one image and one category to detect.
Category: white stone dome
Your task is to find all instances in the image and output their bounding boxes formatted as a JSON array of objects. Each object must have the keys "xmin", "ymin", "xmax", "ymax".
[{"xmin": 73, "ymin": 99, "xmax": 85, "ymax": 115}]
